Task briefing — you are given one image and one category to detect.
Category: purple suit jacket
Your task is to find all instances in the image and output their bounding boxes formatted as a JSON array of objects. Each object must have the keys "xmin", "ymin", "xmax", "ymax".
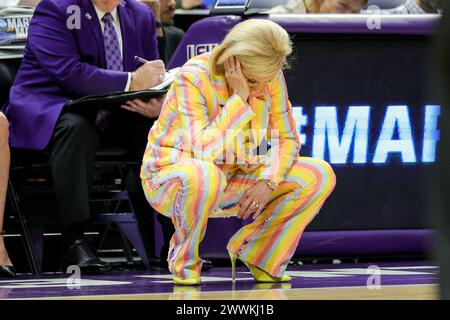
[{"xmin": 3, "ymin": 0, "xmax": 159, "ymax": 150}]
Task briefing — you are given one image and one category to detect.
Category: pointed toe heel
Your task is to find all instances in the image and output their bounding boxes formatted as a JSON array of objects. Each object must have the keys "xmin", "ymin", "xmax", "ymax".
[
  {"xmin": 0, "ymin": 232, "xmax": 16, "ymax": 278},
  {"xmin": 173, "ymin": 276, "xmax": 201, "ymax": 286},
  {"xmin": 227, "ymin": 250, "xmax": 290, "ymax": 283},
  {"xmin": 246, "ymin": 264, "xmax": 291, "ymax": 283},
  {"xmin": 0, "ymin": 265, "xmax": 16, "ymax": 278}
]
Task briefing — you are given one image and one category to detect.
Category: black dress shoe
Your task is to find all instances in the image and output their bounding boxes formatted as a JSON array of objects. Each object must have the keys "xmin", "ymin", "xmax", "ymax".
[
  {"xmin": 62, "ymin": 239, "xmax": 109, "ymax": 273},
  {"xmin": 0, "ymin": 265, "xmax": 16, "ymax": 278}
]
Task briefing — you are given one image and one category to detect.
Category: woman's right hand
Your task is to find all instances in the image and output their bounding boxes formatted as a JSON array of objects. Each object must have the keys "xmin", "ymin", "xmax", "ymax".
[{"xmin": 224, "ymin": 56, "xmax": 249, "ymax": 102}]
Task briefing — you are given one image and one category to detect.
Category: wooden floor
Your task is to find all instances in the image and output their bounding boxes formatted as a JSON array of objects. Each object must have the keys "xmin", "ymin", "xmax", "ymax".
[
  {"xmin": 31, "ymin": 284, "xmax": 437, "ymax": 300},
  {"xmin": 3, "ymin": 261, "xmax": 438, "ymax": 300}
]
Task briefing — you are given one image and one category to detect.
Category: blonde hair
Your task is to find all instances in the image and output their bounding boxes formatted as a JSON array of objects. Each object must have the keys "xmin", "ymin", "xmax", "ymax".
[{"xmin": 209, "ymin": 19, "xmax": 292, "ymax": 80}]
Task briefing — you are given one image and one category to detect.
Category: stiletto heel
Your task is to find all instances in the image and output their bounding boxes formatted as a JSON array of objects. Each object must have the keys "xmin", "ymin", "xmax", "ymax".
[{"xmin": 228, "ymin": 251, "xmax": 236, "ymax": 282}]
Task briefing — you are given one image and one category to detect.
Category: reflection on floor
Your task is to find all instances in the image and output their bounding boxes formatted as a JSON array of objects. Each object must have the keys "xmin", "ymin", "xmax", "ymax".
[{"xmin": 0, "ymin": 261, "xmax": 438, "ymax": 300}]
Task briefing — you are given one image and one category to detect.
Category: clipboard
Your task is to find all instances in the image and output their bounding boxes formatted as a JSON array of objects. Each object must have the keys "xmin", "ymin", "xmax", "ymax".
[
  {"xmin": 65, "ymin": 67, "xmax": 180, "ymax": 110},
  {"xmin": 65, "ymin": 88, "xmax": 168, "ymax": 111}
]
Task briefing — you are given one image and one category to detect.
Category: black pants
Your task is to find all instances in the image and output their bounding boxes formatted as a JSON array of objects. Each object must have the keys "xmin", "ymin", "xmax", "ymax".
[{"xmin": 49, "ymin": 107, "xmax": 174, "ymax": 258}]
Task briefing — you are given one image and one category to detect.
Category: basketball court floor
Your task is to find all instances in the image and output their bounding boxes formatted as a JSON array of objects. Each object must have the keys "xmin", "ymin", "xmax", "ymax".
[{"xmin": 0, "ymin": 260, "xmax": 437, "ymax": 300}]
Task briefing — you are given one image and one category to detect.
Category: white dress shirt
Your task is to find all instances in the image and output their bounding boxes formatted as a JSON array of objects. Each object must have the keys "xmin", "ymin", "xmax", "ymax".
[
  {"xmin": 387, "ymin": 0, "xmax": 426, "ymax": 14},
  {"xmin": 92, "ymin": 3, "xmax": 131, "ymax": 91}
]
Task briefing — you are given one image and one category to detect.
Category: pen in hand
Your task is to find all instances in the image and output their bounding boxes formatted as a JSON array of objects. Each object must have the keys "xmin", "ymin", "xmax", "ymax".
[
  {"xmin": 134, "ymin": 56, "xmax": 167, "ymax": 84},
  {"xmin": 134, "ymin": 55, "xmax": 149, "ymax": 64}
]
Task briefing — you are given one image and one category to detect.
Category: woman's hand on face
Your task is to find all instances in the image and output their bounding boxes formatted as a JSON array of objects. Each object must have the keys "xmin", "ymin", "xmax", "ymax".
[
  {"xmin": 224, "ymin": 56, "xmax": 249, "ymax": 103},
  {"xmin": 237, "ymin": 181, "xmax": 272, "ymax": 220}
]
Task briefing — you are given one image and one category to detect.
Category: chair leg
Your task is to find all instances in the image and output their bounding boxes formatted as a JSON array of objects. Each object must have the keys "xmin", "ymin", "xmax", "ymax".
[
  {"xmin": 27, "ymin": 223, "xmax": 44, "ymax": 274},
  {"xmin": 117, "ymin": 222, "xmax": 151, "ymax": 270},
  {"xmin": 116, "ymin": 225, "xmax": 136, "ymax": 265},
  {"xmin": 7, "ymin": 179, "xmax": 40, "ymax": 274}
]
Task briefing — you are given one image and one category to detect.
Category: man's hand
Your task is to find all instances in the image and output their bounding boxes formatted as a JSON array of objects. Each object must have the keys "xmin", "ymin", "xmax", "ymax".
[
  {"xmin": 237, "ymin": 181, "xmax": 272, "ymax": 220},
  {"xmin": 131, "ymin": 60, "xmax": 165, "ymax": 91},
  {"xmin": 121, "ymin": 96, "xmax": 165, "ymax": 118},
  {"xmin": 140, "ymin": 0, "xmax": 161, "ymax": 22},
  {"xmin": 181, "ymin": 0, "xmax": 202, "ymax": 9}
]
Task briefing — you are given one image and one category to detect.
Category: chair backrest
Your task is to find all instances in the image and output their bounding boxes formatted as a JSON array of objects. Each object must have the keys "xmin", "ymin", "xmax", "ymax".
[{"xmin": 167, "ymin": 15, "xmax": 242, "ymax": 69}]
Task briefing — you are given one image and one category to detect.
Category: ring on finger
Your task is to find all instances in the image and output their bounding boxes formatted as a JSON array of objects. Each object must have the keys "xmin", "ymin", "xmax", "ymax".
[{"xmin": 252, "ymin": 201, "xmax": 260, "ymax": 209}]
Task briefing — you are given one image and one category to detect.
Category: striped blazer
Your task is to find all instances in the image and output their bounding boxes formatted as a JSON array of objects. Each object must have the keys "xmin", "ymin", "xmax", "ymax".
[{"xmin": 141, "ymin": 52, "xmax": 301, "ymax": 186}]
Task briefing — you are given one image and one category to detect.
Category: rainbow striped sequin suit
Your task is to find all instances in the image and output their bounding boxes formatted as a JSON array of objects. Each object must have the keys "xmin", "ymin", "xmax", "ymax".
[{"xmin": 141, "ymin": 53, "xmax": 336, "ymax": 279}]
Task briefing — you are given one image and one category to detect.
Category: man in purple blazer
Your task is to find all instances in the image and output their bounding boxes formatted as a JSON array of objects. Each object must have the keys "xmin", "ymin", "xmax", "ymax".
[{"xmin": 3, "ymin": 0, "xmax": 165, "ymax": 271}]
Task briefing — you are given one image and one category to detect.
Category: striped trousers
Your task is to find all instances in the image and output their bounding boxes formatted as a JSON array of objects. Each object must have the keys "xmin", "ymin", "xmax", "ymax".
[{"xmin": 142, "ymin": 157, "xmax": 336, "ymax": 279}]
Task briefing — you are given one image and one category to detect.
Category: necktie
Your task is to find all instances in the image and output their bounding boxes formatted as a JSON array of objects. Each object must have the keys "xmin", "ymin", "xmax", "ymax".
[
  {"xmin": 102, "ymin": 12, "xmax": 123, "ymax": 71},
  {"xmin": 96, "ymin": 13, "xmax": 123, "ymax": 131}
]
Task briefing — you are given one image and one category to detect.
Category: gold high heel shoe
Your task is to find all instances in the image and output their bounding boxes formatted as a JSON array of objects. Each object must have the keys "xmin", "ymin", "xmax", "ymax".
[
  {"xmin": 228, "ymin": 251, "xmax": 291, "ymax": 283},
  {"xmin": 173, "ymin": 275, "xmax": 201, "ymax": 286}
]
